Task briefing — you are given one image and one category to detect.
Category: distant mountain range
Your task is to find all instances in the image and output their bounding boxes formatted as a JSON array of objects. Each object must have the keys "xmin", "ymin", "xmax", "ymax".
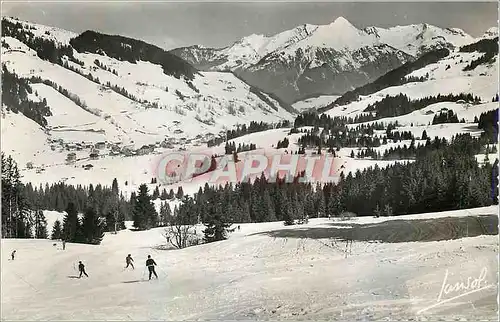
[{"xmin": 171, "ymin": 17, "xmax": 496, "ymax": 103}]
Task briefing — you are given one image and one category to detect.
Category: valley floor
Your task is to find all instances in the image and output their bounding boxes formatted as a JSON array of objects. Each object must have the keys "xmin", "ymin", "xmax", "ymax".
[{"xmin": 1, "ymin": 206, "xmax": 499, "ymax": 321}]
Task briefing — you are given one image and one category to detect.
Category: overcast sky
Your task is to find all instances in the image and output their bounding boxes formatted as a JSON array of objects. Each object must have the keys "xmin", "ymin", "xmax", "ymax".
[{"xmin": 1, "ymin": 1, "xmax": 498, "ymax": 50}]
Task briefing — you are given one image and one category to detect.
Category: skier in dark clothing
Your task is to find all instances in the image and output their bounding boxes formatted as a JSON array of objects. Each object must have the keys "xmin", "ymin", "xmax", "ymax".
[
  {"xmin": 125, "ymin": 254, "xmax": 134, "ymax": 269},
  {"xmin": 11, "ymin": 250, "xmax": 16, "ymax": 260},
  {"xmin": 78, "ymin": 261, "xmax": 89, "ymax": 278},
  {"xmin": 146, "ymin": 255, "xmax": 158, "ymax": 280}
]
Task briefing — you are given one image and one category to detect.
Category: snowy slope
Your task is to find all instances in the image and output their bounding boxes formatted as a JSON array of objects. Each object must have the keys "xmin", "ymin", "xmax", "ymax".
[
  {"xmin": 292, "ymin": 95, "xmax": 341, "ymax": 112},
  {"xmin": 319, "ymin": 47, "xmax": 498, "ymax": 151},
  {"xmin": 1, "ymin": 109, "xmax": 51, "ymax": 168},
  {"xmin": 2, "ymin": 206, "xmax": 498, "ymax": 320}
]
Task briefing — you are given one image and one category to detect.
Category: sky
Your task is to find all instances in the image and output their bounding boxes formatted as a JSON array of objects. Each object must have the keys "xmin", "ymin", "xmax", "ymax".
[{"xmin": 1, "ymin": 1, "xmax": 498, "ymax": 50}]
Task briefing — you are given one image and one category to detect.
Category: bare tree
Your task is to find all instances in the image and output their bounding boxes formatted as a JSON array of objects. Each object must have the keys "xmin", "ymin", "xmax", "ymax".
[{"xmin": 163, "ymin": 204, "xmax": 198, "ymax": 249}]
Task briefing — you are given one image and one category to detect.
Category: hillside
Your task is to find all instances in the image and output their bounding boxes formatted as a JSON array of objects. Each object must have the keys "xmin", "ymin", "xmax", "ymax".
[
  {"xmin": 322, "ymin": 37, "xmax": 498, "ymax": 117},
  {"xmin": 1, "ymin": 17, "xmax": 296, "ymax": 179},
  {"xmin": 1, "ymin": 17, "xmax": 294, "ymax": 139}
]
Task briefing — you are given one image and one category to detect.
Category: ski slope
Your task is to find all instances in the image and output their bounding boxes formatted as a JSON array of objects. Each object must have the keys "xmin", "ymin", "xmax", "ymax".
[{"xmin": 2, "ymin": 206, "xmax": 498, "ymax": 320}]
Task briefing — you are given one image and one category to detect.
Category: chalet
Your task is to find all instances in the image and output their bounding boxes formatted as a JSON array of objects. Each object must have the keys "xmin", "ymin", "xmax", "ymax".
[
  {"xmin": 66, "ymin": 152, "xmax": 77, "ymax": 163},
  {"xmin": 136, "ymin": 144, "xmax": 155, "ymax": 155},
  {"xmin": 83, "ymin": 164, "xmax": 94, "ymax": 170},
  {"xmin": 160, "ymin": 140, "xmax": 174, "ymax": 149},
  {"xmin": 110, "ymin": 145, "xmax": 121, "ymax": 155},
  {"xmin": 122, "ymin": 147, "xmax": 136, "ymax": 157},
  {"xmin": 26, "ymin": 162, "xmax": 34, "ymax": 169},
  {"xmin": 65, "ymin": 143, "xmax": 78, "ymax": 151},
  {"xmin": 89, "ymin": 152, "xmax": 99, "ymax": 160},
  {"xmin": 95, "ymin": 141, "xmax": 106, "ymax": 150}
]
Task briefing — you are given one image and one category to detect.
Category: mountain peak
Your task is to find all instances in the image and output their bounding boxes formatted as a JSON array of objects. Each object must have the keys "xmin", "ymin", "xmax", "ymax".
[
  {"xmin": 483, "ymin": 27, "xmax": 499, "ymax": 38},
  {"xmin": 330, "ymin": 16, "xmax": 356, "ymax": 29}
]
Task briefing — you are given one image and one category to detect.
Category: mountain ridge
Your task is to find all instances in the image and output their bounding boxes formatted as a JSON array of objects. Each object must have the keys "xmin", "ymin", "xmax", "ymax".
[{"xmin": 170, "ymin": 17, "xmax": 484, "ymax": 103}]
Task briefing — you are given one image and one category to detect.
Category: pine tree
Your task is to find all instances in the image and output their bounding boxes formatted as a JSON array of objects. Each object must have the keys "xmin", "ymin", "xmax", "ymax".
[
  {"xmin": 316, "ymin": 190, "xmax": 326, "ymax": 218},
  {"xmin": 51, "ymin": 219, "xmax": 62, "ymax": 240},
  {"xmin": 111, "ymin": 178, "xmax": 119, "ymax": 196},
  {"xmin": 176, "ymin": 186, "xmax": 184, "ymax": 199},
  {"xmin": 160, "ymin": 188, "xmax": 168, "ymax": 200},
  {"xmin": 62, "ymin": 202, "xmax": 80, "ymax": 242},
  {"xmin": 262, "ymin": 191, "xmax": 276, "ymax": 222},
  {"xmin": 34, "ymin": 210, "xmax": 48, "ymax": 238},
  {"xmin": 152, "ymin": 186, "xmax": 160, "ymax": 200},
  {"xmin": 81, "ymin": 207, "xmax": 105, "ymax": 244},
  {"xmin": 1, "ymin": 153, "xmax": 31, "ymax": 238},
  {"xmin": 203, "ymin": 196, "xmax": 232, "ymax": 243},
  {"xmin": 132, "ymin": 184, "xmax": 158, "ymax": 230},
  {"xmin": 159, "ymin": 202, "xmax": 172, "ymax": 226}
]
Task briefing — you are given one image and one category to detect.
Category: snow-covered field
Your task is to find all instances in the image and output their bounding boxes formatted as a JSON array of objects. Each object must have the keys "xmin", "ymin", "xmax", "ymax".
[
  {"xmin": 292, "ymin": 95, "xmax": 341, "ymax": 112},
  {"xmin": 2, "ymin": 206, "xmax": 498, "ymax": 320}
]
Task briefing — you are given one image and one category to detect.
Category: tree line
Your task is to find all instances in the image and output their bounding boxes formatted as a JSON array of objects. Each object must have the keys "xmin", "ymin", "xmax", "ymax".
[
  {"xmin": 361, "ymin": 93, "xmax": 480, "ymax": 122},
  {"xmin": 1, "ymin": 65, "xmax": 52, "ymax": 126},
  {"xmin": 174, "ymin": 132, "xmax": 498, "ymax": 234},
  {"xmin": 69, "ymin": 30, "xmax": 197, "ymax": 80},
  {"xmin": 1, "ymin": 18, "xmax": 74, "ymax": 65},
  {"xmin": 460, "ymin": 37, "xmax": 498, "ymax": 71}
]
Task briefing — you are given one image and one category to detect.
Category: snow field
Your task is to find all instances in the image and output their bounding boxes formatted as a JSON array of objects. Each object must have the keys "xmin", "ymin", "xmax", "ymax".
[{"xmin": 2, "ymin": 206, "xmax": 498, "ymax": 320}]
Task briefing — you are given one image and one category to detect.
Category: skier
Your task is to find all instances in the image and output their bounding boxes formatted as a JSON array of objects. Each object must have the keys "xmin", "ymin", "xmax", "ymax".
[
  {"xmin": 11, "ymin": 250, "xmax": 16, "ymax": 260},
  {"xmin": 125, "ymin": 254, "xmax": 134, "ymax": 269},
  {"xmin": 78, "ymin": 261, "xmax": 89, "ymax": 278},
  {"xmin": 146, "ymin": 255, "xmax": 158, "ymax": 280},
  {"xmin": 62, "ymin": 240, "xmax": 66, "ymax": 250},
  {"xmin": 237, "ymin": 225, "xmax": 241, "ymax": 231}
]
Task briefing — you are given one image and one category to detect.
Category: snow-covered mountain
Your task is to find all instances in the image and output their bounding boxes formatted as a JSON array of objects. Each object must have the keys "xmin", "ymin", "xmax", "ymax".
[
  {"xmin": 171, "ymin": 17, "xmax": 478, "ymax": 103},
  {"xmin": 482, "ymin": 27, "xmax": 499, "ymax": 39},
  {"xmin": 1, "ymin": 17, "xmax": 295, "ymax": 161}
]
